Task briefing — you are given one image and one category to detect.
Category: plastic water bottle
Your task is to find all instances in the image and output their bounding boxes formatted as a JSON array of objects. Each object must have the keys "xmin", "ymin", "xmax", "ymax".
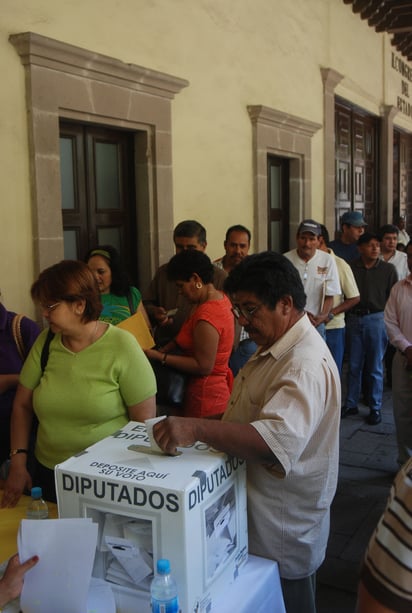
[
  {"xmin": 150, "ymin": 558, "xmax": 179, "ymax": 613},
  {"xmin": 26, "ymin": 486, "xmax": 49, "ymax": 519}
]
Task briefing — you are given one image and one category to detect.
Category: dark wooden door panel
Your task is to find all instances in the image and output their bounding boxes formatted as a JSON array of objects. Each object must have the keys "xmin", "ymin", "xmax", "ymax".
[
  {"xmin": 335, "ymin": 99, "xmax": 378, "ymax": 231},
  {"xmin": 60, "ymin": 121, "xmax": 137, "ymax": 283},
  {"xmin": 267, "ymin": 155, "xmax": 290, "ymax": 252}
]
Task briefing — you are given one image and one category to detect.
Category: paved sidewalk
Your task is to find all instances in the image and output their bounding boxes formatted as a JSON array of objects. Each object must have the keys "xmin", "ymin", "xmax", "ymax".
[{"xmin": 316, "ymin": 385, "xmax": 398, "ymax": 612}]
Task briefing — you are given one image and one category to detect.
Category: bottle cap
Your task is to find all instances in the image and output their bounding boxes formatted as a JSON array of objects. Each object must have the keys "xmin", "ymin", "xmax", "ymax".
[
  {"xmin": 157, "ymin": 559, "xmax": 171, "ymax": 575},
  {"xmin": 31, "ymin": 486, "xmax": 43, "ymax": 499}
]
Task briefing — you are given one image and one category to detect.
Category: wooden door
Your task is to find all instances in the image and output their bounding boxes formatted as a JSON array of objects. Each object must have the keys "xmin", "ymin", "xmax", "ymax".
[
  {"xmin": 267, "ymin": 155, "xmax": 290, "ymax": 252},
  {"xmin": 59, "ymin": 122, "xmax": 138, "ymax": 283},
  {"xmin": 335, "ymin": 100, "xmax": 378, "ymax": 232}
]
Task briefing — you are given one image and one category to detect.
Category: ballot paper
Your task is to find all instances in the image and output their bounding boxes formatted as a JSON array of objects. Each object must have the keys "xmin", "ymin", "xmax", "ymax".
[
  {"xmin": 18, "ymin": 518, "xmax": 98, "ymax": 613},
  {"xmin": 144, "ymin": 415, "xmax": 167, "ymax": 453},
  {"xmin": 104, "ymin": 536, "xmax": 153, "ymax": 587}
]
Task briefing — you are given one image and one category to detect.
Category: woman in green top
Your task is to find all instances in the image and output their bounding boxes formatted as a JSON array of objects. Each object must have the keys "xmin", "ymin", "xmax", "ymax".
[
  {"xmin": 1, "ymin": 260, "xmax": 156, "ymax": 506},
  {"xmin": 86, "ymin": 245, "xmax": 151, "ymax": 328}
]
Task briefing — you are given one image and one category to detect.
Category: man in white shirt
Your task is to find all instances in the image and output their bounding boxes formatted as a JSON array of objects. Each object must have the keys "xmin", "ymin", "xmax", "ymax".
[
  {"xmin": 395, "ymin": 215, "xmax": 410, "ymax": 247},
  {"xmin": 284, "ymin": 220, "xmax": 341, "ymax": 339},
  {"xmin": 384, "ymin": 240, "xmax": 412, "ymax": 465},
  {"xmin": 379, "ymin": 224, "xmax": 409, "ymax": 280}
]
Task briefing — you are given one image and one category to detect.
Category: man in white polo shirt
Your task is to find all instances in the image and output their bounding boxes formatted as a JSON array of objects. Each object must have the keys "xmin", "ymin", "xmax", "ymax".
[{"xmin": 284, "ymin": 219, "xmax": 341, "ymax": 339}]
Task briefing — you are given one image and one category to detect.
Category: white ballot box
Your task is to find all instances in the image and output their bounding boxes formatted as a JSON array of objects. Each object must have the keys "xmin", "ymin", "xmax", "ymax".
[{"xmin": 55, "ymin": 421, "xmax": 248, "ymax": 613}]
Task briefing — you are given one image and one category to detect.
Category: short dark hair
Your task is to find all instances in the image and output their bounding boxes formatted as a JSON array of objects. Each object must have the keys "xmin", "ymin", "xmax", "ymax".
[
  {"xmin": 85, "ymin": 244, "xmax": 131, "ymax": 295},
  {"xmin": 224, "ymin": 251, "xmax": 306, "ymax": 311},
  {"xmin": 319, "ymin": 224, "xmax": 330, "ymax": 244},
  {"xmin": 225, "ymin": 225, "xmax": 251, "ymax": 243},
  {"xmin": 173, "ymin": 220, "xmax": 207, "ymax": 246},
  {"xmin": 31, "ymin": 260, "xmax": 102, "ymax": 322},
  {"xmin": 167, "ymin": 250, "xmax": 214, "ymax": 284},
  {"xmin": 378, "ymin": 224, "xmax": 399, "ymax": 240},
  {"xmin": 357, "ymin": 232, "xmax": 379, "ymax": 246}
]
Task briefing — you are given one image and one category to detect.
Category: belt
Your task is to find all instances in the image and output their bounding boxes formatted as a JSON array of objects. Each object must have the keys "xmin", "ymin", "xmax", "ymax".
[{"xmin": 349, "ymin": 308, "xmax": 383, "ymax": 317}]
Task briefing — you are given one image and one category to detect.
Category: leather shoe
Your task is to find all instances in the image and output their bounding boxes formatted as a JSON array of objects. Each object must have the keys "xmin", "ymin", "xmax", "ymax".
[
  {"xmin": 341, "ymin": 406, "xmax": 359, "ymax": 418},
  {"xmin": 366, "ymin": 410, "xmax": 382, "ymax": 425}
]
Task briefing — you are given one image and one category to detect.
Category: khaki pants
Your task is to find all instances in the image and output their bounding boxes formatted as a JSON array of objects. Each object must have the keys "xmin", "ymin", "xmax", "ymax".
[{"xmin": 392, "ymin": 350, "xmax": 412, "ymax": 465}]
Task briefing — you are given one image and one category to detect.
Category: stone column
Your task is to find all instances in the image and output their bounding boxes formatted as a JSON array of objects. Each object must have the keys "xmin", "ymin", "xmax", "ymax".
[
  {"xmin": 321, "ymin": 67, "xmax": 344, "ymax": 233},
  {"xmin": 380, "ymin": 105, "xmax": 398, "ymax": 224}
]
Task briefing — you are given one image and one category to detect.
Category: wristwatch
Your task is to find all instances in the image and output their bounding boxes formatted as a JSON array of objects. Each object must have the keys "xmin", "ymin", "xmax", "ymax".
[{"xmin": 327, "ymin": 312, "xmax": 335, "ymax": 321}]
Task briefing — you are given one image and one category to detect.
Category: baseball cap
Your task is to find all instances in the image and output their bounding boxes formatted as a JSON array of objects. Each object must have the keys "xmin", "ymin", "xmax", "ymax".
[
  {"xmin": 297, "ymin": 219, "xmax": 321, "ymax": 236},
  {"xmin": 341, "ymin": 211, "xmax": 367, "ymax": 227}
]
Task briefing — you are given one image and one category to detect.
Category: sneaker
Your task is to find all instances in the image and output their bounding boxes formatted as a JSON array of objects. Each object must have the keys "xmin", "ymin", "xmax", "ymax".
[
  {"xmin": 341, "ymin": 406, "xmax": 359, "ymax": 418},
  {"xmin": 366, "ymin": 410, "xmax": 382, "ymax": 425}
]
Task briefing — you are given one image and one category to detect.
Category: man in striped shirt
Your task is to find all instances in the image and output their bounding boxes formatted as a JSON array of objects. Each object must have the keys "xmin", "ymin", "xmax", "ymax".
[{"xmin": 357, "ymin": 457, "xmax": 412, "ymax": 612}]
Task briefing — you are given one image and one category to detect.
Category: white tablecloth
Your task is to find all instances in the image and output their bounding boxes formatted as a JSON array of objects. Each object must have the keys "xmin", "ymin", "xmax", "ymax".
[
  {"xmin": 1, "ymin": 554, "xmax": 285, "ymax": 613},
  {"xmin": 214, "ymin": 554, "xmax": 286, "ymax": 613}
]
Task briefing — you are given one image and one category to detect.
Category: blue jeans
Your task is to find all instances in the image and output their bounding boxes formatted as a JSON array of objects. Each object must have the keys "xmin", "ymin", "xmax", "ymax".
[
  {"xmin": 229, "ymin": 338, "xmax": 257, "ymax": 377},
  {"xmin": 316, "ymin": 322, "xmax": 326, "ymax": 340},
  {"xmin": 326, "ymin": 327, "xmax": 345, "ymax": 376},
  {"xmin": 345, "ymin": 312, "xmax": 387, "ymax": 411}
]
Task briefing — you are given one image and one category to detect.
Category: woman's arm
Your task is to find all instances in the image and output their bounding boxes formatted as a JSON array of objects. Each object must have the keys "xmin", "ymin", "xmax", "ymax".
[
  {"xmin": 127, "ymin": 396, "xmax": 156, "ymax": 422},
  {"xmin": 1, "ymin": 384, "xmax": 34, "ymax": 508},
  {"xmin": 146, "ymin": 320, "xmax": 219, "ymax": 376},
  {"xmin": 0, "ymin": 374, "xmax": 19, "ymax": 393}
]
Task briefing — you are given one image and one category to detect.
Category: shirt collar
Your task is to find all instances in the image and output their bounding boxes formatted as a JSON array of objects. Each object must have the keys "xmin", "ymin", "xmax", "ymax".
[{"xmin": 257, "ymin": 313, "xmax": 311, "ymax": 361}]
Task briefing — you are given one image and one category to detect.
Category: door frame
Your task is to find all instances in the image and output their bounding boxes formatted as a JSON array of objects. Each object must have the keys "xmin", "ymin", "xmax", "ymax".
[
  {"xmin": 10, "ymin": 32, "xmax": 188, "ymax": 291},
  {"xmin": 248, "ymin": 105, "xmax": 321, "ymax": 252}
]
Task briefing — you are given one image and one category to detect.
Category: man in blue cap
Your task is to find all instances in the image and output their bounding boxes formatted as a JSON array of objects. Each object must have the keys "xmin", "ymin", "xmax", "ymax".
[{"xmin": 329, "ymin": 210, "xmax": 367, "ymax": 263}]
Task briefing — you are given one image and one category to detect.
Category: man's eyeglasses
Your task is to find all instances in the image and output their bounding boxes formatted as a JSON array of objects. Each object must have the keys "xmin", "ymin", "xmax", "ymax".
[
  {"xmin": 231, "ymin": 303, "xmax": 262, "ymax": 321},
  {"xmin": 41, "ymin": 302, "xmax": 61, "ymax": 312}
]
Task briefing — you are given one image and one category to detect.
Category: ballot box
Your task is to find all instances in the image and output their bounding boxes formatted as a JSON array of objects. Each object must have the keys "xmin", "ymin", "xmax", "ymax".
[{"xmin": 55, "ymin": 421, "xmax": 248, "ymax": 613}]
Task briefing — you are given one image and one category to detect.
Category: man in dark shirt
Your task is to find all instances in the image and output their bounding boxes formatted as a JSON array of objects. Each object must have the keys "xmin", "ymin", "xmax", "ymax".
[
  {"xmin": 329, "ymin": 210, "xmax": 367, "ymax": 263},
  {"xmin": 143, "ymin": 220, "xmax": 227, "ymax": 346},
  {"xmin": 342, "ymin": 233, "xmax": 398, "ymax": 425}
]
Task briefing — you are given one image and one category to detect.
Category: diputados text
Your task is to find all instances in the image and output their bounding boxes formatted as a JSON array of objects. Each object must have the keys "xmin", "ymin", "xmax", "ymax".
[{"xmin": 61, "ymin": 474, "xmax": 180, "ymax": 512}]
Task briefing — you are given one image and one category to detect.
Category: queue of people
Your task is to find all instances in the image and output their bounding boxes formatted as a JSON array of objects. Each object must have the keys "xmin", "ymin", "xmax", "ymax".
[{"xmin": 0, "ymin": 215, "xmax": 411, "ymax": 612}]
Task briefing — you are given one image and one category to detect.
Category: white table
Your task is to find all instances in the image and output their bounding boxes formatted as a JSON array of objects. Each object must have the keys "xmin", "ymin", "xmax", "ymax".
[
  {"xmin": 2, "ymin": 553, "xmax": 285, "ymax": 613},
  {"xmin": 214, "ymin": 554, "xmax": 286, "ymax": 613}
]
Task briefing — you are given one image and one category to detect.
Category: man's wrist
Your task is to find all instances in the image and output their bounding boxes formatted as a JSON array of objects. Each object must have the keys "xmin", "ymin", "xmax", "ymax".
[{"xmin": 9, "ymin": 448, "xmax": 28, "ymax": 458}]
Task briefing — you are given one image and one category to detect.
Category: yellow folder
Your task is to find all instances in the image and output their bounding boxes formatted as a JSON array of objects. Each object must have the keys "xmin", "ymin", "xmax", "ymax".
[{"xmin": 117, "ymin": 310, "xmax": 155, "ymax": 350}]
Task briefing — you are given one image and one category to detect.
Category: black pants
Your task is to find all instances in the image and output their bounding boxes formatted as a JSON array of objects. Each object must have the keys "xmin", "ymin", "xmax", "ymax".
[
  {"xmin": 32, "ymin": 458, "xmax": 57, "ymax": 503},
  {"xmin": 280, "ymin": 572, "xmax": 317, "ymax": 613}
]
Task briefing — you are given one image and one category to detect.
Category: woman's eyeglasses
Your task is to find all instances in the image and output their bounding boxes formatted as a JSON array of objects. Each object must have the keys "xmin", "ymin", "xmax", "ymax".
[
  {"xmin": 231, "ymin": 303, "xmax": 262, "ymax": 321},
  {"xmin": 41, "ymin": 302, "xmax": 61, "ymax": 312}
]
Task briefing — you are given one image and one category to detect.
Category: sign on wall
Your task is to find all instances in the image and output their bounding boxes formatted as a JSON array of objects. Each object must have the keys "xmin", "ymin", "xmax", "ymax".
[{"xmin": 391, "ymin": 52, "xmax": 412, "ymax": 119}]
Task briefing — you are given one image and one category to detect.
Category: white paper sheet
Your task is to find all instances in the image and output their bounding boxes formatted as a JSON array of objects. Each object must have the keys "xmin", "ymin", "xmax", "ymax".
[{"xmin": 18, "ymin": 518, "xmax": 98, "ymax": 613}]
